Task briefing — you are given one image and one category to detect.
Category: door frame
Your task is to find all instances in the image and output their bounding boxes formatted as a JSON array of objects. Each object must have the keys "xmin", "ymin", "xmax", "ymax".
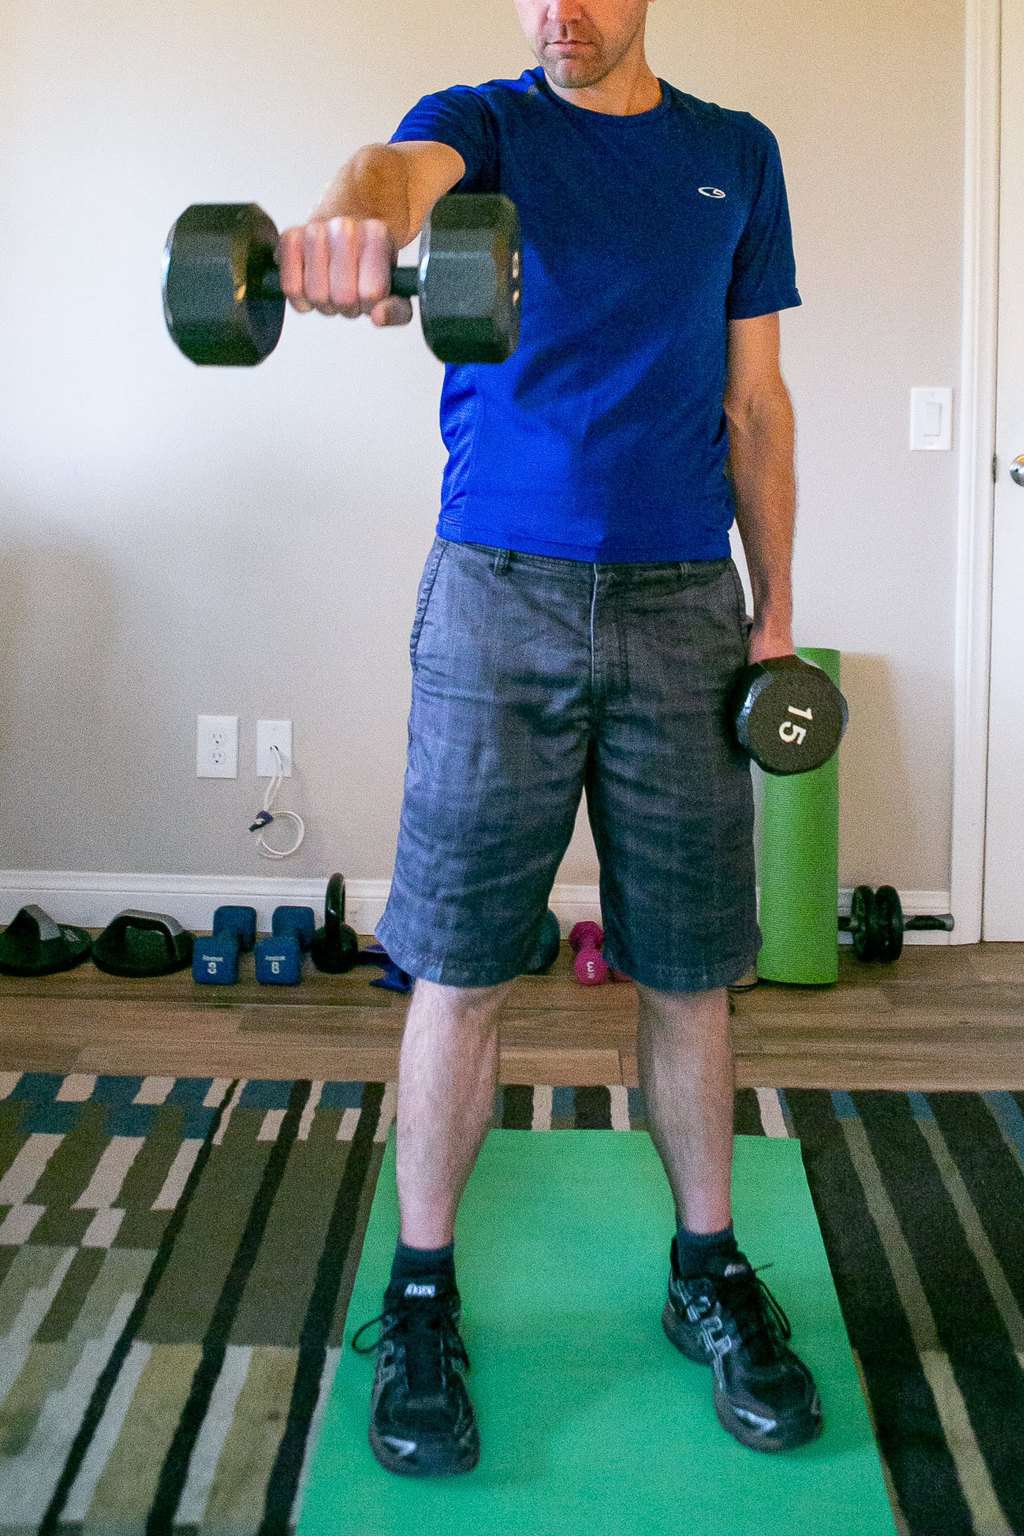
[{"xmin": 950, "ymin": 0, "xmax": 1001, "ymax": 943}]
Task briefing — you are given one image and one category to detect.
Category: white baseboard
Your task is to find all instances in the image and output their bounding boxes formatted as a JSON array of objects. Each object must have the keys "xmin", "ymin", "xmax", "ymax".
[{"xmin": 0, "ymin": 869, "xmax": 954, "ymax": 945}]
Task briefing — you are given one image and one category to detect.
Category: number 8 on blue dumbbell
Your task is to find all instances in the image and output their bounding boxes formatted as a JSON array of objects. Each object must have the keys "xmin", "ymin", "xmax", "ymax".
[
  {"xmin": 192, "ymin": 906, "xmax": 257, "ymax": 985},
  {"xmin": 255, "ymin": 905, "xmax": 316, "ymax": 986}
]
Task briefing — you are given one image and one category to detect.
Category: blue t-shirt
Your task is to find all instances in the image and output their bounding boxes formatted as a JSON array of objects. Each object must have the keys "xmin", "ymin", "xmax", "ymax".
[{"xmin": 389, "ymin": 67, "xmax": 801, "ymax": 561}]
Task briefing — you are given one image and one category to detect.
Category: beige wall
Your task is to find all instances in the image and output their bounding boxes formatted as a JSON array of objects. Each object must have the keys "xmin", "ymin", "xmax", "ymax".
[{"xmin": 1, "ymin": 0, "xmax": 964, "ymax": 894}]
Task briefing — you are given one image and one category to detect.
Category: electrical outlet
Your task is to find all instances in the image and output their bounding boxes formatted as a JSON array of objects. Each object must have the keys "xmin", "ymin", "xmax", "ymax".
[
  {"xmin": 197, "ymin": 714, "xmax": 238, "ymax": 778},
  {"xmin": 257, "ymin": 719, "xmax": 292, "ymax": 778}
]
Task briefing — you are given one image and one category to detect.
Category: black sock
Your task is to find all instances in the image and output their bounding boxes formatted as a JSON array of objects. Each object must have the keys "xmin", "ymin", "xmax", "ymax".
[
  {"xmin": 389, "ymin": 1238, "xmax": 456, "ymax": 1295},
  {"xmin": 674, "ymin": 1221, "xmax": 740, "ymax": 1278}
]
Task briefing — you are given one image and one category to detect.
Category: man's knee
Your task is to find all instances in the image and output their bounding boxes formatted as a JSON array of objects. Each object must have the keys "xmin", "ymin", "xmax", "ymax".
[
  {"xmin": 412, "ymin": 975, "xmax": 516, "ymax": 1022},
  {"xmin": 635, "ymin": 981, "xmax": 726, "ymax": 1003},
  {"xmin": 635, "ymin": 982, "xmax": 729, "ymax": 1026}
]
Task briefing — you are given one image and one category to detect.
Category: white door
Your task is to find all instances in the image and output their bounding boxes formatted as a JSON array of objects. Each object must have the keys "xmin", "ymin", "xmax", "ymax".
[{"xmin": 983, "ymin": 0, "xmax": 1024, "ymax": 939}]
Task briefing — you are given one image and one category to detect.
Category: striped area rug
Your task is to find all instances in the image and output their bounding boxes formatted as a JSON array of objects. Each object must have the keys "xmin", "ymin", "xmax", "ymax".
[{"xmin": 1, "ymin": 1073, "xmax": 1022, "ymax": 1536}]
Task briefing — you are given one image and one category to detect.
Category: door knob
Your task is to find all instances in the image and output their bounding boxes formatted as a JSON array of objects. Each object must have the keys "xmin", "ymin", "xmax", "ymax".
[{"xmin": 1012, "ymin": 454, "xmax": 1024, "ymax": 487}]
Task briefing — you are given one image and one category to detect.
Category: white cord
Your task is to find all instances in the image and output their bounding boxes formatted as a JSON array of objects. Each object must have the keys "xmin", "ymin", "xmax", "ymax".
[{"xmin": 249, "ymin": 744, "xmax": 306, "ymax": 859}]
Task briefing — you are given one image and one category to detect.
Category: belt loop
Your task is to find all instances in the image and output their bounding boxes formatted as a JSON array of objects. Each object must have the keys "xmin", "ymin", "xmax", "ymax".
[{"xmin": 492, "ymin": 549, "xmax": 511, "ymax": 575}]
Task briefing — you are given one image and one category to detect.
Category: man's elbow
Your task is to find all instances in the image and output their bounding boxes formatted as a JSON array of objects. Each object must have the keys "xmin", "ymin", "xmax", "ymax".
[{"xmin": 723, "ymin": 384, "xmax": 792, "ymax": 426}]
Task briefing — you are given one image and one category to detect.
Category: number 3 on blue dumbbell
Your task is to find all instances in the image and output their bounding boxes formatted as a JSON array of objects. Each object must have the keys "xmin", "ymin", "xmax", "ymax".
[
  {"xmin": 192, "ymin": 906, "xmax": 257, "ymax": 985},
  {"xmin": 255, "ymin": 905, "xmax": 316, "ymax": 986}
]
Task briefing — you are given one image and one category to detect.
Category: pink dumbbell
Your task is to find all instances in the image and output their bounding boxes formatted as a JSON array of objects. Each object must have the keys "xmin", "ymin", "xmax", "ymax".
[{"xmin": 569, "ymin": 922, "xmax": 630, "ymax": 987}]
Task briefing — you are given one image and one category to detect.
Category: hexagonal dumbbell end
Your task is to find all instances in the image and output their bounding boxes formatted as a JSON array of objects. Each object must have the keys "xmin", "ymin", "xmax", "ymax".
[
  {"xmin": 162, "ymin": 204, "xmax": 286, "ymax": 366},
  {"xmin": 419, "ymin": 194, "xmax": 522, "ymax": 363}
]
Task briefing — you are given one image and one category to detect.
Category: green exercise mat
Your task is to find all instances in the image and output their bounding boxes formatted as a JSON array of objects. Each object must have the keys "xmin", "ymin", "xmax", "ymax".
[
  {"xmin": 297, "ymin": 1126, "xmax": 895, "ymax": 1536},
  {"xmin": 757, "ymin": 646, "xmax": 843, "ymax": 985}
]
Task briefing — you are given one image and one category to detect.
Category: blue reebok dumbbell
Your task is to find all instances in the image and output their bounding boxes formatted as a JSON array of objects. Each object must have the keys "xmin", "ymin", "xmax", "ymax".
[
  {"xmin": 255, "ymin": 904, "xmax": 316, "ymax": 986},
  {"xmin": 272, "ymin": 906, "xmax": 316, "ymax": 949},
  {"xmin": 192, "ymin": 905, "xmax": 257, "ymax": 986}
]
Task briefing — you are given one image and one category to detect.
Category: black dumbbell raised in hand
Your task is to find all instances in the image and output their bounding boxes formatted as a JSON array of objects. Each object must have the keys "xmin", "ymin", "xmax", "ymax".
[{"xmin": 162, "ymin": 195, "xmax": 521, "ymax": 368}]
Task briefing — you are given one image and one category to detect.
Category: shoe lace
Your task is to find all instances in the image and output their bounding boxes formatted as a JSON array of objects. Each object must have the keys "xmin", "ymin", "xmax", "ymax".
[
  {"xmin": 715, "ymin": 1262, "xmax": 792, "ymax": 1365},
  {"xmin": 350, "ymin": 1294, "xmax": 471, "ymax": 1397}
]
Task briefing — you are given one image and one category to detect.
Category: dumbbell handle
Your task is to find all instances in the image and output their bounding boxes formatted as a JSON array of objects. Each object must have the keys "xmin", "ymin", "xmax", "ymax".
[
  {"xmin": 256, "ymin": 261, "xmax": 420, "ymax": 305},
  {"xmin": 837, "ymin": 913, "xmax": 955, "ymax": 934}
]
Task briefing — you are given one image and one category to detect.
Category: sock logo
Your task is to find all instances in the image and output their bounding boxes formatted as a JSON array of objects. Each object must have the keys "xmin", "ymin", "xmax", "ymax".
[{"xmin": 404, "ymin": 1281, "xmax": 437, "ymax": 1297}]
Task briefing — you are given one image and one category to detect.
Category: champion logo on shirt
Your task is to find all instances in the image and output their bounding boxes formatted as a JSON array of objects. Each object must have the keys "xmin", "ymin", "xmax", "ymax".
[{"xmin": 698, "ymin": 186, "xmax": 727, "ymax": 199}]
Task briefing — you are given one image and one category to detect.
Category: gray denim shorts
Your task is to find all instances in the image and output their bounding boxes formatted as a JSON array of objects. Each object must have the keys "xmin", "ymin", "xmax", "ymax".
[{"xmin": 375, "ymin": 536, "xmax": 761, "ymax": 993}]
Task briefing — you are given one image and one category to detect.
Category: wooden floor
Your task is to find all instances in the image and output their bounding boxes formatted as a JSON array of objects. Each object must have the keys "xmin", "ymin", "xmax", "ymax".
[{"xmin": 1, "ymin": 938, "xmax": 1022, "ymax": 1090}]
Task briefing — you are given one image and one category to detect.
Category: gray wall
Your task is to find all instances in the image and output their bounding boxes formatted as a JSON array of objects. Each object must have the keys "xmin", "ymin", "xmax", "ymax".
[{"xmin": 1, "ymin": 0, "xmax": 964, "ymax": 894}]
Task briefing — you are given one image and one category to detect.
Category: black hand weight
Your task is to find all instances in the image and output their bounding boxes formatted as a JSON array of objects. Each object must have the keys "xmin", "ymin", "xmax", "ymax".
[
  {"xmin": 848, "ymin": 884, "xmax": 905, "ymax": 963},
  {"xmin": 732, "ymin": 655, "xmax": 849, "ymax": 776},
  {"xmin": 162, "ymin": 195, "xmax": 522, "ymax": 367},
  {"xmin": 310, "ymin": 874, "xmax": 360, "ymax": 974}
]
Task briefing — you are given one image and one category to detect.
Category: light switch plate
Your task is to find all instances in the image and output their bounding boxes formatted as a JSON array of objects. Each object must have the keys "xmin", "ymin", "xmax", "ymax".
[{"xmin": 911, "ymin": 387, "xmax": 953, "ymax": 451}]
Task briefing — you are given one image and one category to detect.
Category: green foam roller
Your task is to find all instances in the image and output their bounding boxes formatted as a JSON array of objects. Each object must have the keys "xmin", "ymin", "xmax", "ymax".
[{"xmin": 756, "ymin": 647, "xmax": 841, "ymax": 986}]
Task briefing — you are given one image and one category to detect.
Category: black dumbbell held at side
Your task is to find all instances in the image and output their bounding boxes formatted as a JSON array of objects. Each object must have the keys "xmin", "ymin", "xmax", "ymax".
[
  {"xmin": 731, "ymin": 655, "xmax": 849, "ymax": 776},
  {"xmin": 162, "ymin": 195, "xmax": 522, "ymax": 368}
]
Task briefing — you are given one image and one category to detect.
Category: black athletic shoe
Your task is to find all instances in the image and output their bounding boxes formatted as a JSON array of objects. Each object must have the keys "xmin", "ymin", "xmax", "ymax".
[
  {"xmin": 662, "ymin": 1236, "xmax": 823, "ymax": 1452},
  {"xmin": 350, "ymin": 1275, "xmax": 480, "ymax": 1477}
]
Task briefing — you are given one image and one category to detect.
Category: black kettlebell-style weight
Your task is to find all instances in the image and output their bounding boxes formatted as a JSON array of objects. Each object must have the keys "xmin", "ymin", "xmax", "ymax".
[
  {"xmin": 732, "ymin": 655, "xmax": 849, "ymax": 776},
  {"xmin": 310, "ymin": 873, "xmax": 360, "ymax": 974},
  {"xmin": 162, "ymin": 194, "xmax": 521, "ymax": 367}
]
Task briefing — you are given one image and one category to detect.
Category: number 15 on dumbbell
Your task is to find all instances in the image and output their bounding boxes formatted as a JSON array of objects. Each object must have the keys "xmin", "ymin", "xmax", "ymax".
[{"xmin": 731, "ymin": 656, "xmax": 849, "ymax": 776}]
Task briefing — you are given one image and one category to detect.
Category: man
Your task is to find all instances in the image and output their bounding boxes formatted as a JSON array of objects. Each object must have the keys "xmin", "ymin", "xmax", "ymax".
[{"xmin": 279, "ymin": 0, "xmax": 821, "ymax": 1479}]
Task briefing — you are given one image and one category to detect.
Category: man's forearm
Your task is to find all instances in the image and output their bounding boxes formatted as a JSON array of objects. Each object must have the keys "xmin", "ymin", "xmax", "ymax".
[
  {"xmin": 308, "ymin": 146, "xmax": 412, "ymax": 249},
  {"xmin": 727, "ymin": 393, "xmax": 797, "ymax": 628}
]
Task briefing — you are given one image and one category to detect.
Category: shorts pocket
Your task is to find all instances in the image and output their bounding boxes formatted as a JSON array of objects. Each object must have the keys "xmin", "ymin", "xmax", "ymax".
[
  {"xmin": 727, "ymin": 560, "xmax": 755, "ymax": 642},
  {"xmin": 409, "ymin": 539, "xmax": 447, "ymax": 671}
]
